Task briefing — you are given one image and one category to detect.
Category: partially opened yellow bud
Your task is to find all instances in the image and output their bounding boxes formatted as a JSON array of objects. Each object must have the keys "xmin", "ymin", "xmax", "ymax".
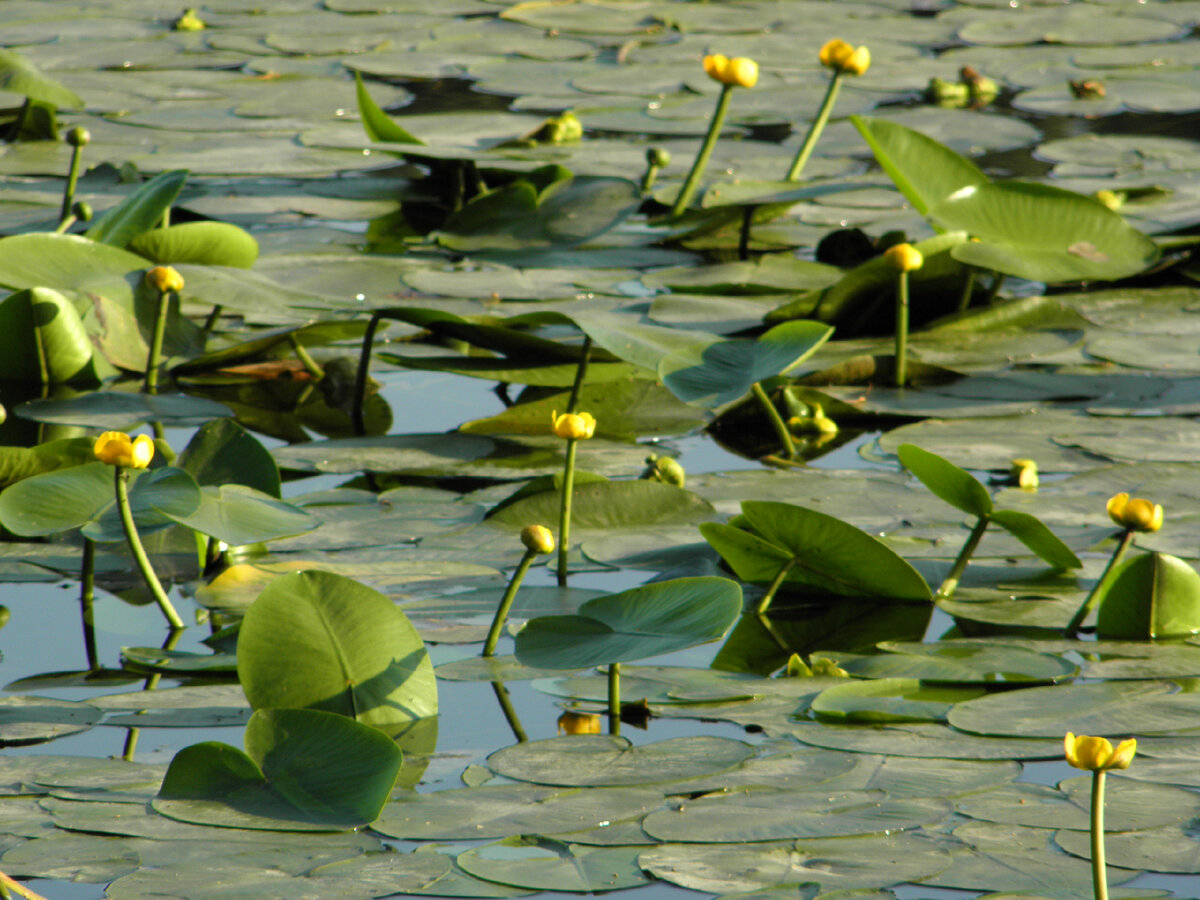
[
  {"xmin": 703, "ymin": 54, "xmax": 729, "ymax": 82},
  {"xmin": 520, "ymin": 524, "xmax": 555, "ymax": 555},
  {"xmin": 819, "ymin": 39, "xmax": 854, "ymax": 70},
  {"xmin": 726, "ymin": 57, "xmax": 758, "ymax": 88},
  {"xmin": 551, "ymin": 411, "xmax": 597, "ymax": 441},
  {"xmin": 1010, "ymin": 458, "xmax": 1039, "ymax": 490},
  {"xmin": 884, "ymin": 243, "xmax": 924, "ymax": 273},
  {"xmin": 1107, "ymin": 492, "xmax": 1163, "ymax": 532},
  {"xmin": 145, "ymin": 266, "xmax": 184, "ymax": 294},
  {"xmin": 1065, "ymin": 732, "xmax": 1136, "ymax": 771},
  {"xmin": 558, "ymin": 711, "xmax": 602, "ymax": 735},
  {"xmin": 93, "ymin": 432, "xmax": 155, "ymax": 469},
  {"xmin": 843, "ymin": 45, "xmax": 871, "ymax": 76}
]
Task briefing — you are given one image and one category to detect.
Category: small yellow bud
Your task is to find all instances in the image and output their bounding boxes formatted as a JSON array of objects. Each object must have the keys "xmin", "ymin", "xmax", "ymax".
[
  {"xmin": 1064, "ymin": 732, "xmax": 1136, "ymax": 771},
  {"xmin": 174, "ymin": 8, "xmax": 206, "ymax": 30},
  {"xmin": 819, "ymin": 39, "xmax": 869, "ymax": 76},
  {"xmin": 1010, "ymin": 458, "xmax": 1039, "ymax": 491},
  {"xmin": 884, "ymin": 243, "xmax": 924, "ymax": 273},
  {"xmin": 145, "ymin": 265, "xmax": 184, "ymax": 294},
  {"xmin": 558, "ymin": 711, "xmax": 602, "ymax": 735},
  {"xmin": 843, "ymin": 45, "xmax": 871, "ymax": 76},
  {"xmin": 520, "ymin": 524, "xmax": 555, "ymax": 555},
  {"xmin": 1106, "ymin": 492, "xmax": 1163, "ymax": 533},
  {"xmin": 726, "ymin": 57, "xmax": 758, "ymax": 89},
  {"xmin": 93, "ymin": 432, "xmax": 155, "ymax": 469},
  {"xmin": 551, "ymin": 411, "xmax": 596, "ymax": 441}
]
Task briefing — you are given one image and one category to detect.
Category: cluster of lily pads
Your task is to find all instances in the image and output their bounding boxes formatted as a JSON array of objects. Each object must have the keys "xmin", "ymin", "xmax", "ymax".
[{"xmin": 4, "ymin": 1, "xmax": 1200, "ymax": 899}]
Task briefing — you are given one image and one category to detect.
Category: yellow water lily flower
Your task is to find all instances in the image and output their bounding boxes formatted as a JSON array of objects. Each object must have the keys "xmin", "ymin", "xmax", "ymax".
[
  {"xmin": 551, "ymin": 411, "xmax": 596, "ymax": 441},
  {"xmin": 145, "ymin": 265, "xmax": 184, "ymax": 294},
  {"xmin": 93, "ymin": 432, "xmax": 155, "ymax": 469},
  {"xmin": 702, "ymin": 54, "xmax": 758, "ymax": 88},
  {"xmin": 520, "ymin": 524, "xmax": 555, "ymax": 555},
  {"xmin": 1064, "ymin": 732, "xmax": 1137, "ymax": 771},
  {"xmin": 558, "ymin": 711, "xmax": 602, "ymax": 735},
  {"xmin": 1106, "ymin": 492, "xmax": 1163, "ymax": 533},
  {"xmin": 884, "ymin": 243, "xmax": 924, "ymax": 273},
  {"xmin": 1011, "ymin": 458, "xmax": 1039, "ymax": 490},
  {"xmin": 819, "ymin": 39, "xmax": 870, "ymax": 76}
]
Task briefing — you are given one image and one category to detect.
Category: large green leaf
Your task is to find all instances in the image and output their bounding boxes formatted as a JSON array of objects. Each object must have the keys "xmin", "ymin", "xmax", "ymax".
[
  {"xmin": 127, "ymin": 222, "xmax": 258, "ymax": 269},
  {"xmin": 154, "ymin": 708, "xmax": 402, "ymax": 831},
  {"xmin": 86, "ymin": 170, "xmax": 189, "ymax": 249},
  {"xmin": 0, "ymin": 461, "xmax": 200, "ymax": 540},
  {"xmin": 177, "ymin": 418, "xmax": 280, "ymax": 497},
  {"xmin": 851, "ymin": 116, "xmax": 988, "ymax": 217},
  {"xmin": 165, "ymin": 484, "xmax": 316, "ymax": 546},
  {"xmin": 1096, "ymin": 551, "xmax": 1200, "ymax": 639},
  {"xmin": 659, "ymin": 321, "xmax": 834, "ymax": 407},
  {"xmin": 930, "ymin": 182, "xmax": 1161, "ymax": 283},
  {"xmin": 514, "ymin": 577, "xmax": 742, "ymax": 669},
  {"xmin": 237, "ymin": 570, "xmax": 438, "ymax": 732},
  {"xmin": 734, "ymin": 501, "xmax": 932, "ymax": 601},
  {"xmin": 0, "ymin": 49, "xmax": 83, "ymax": 109},
  {"xmin": 0, "ymin": 288, "xmax": 114, "ymax": 384},
  {"xmin": 897, "ymin": 443, "xmax": 992, "ymax": 518},
  {"xmin": 0, "ymin": 233, "xmax": 147, "ymax": 300}
]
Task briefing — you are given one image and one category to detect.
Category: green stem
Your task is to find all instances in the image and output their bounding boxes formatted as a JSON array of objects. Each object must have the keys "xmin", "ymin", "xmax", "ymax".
[
  {"xmin": 143, "ymin": 289, "xmax": 171, "ymax": 395},
  {"xmin": 608, "ymin": 662, "xmax": 620, "ymax": 735},
  {"xmin": 984, "ymin": 271, "xmax": 1005, "ymax": 304},
  {"xmin": 202, "ymin": 304, "xmax": 223, "ymax": 334},
  {"xmin": 115, "ymin": 468, "xmax": 184, "ymax": 629},
  {"xmin": 490, "ymin": 680, "xmax": 527, "ymax": 743},
  {"xmin": 483, "ymin": 549, "xmax": 537, "ymax": 657},
  {"xmin": 123, "ymin": 628, "xmax": 180, "ymax": 762},
  {"xmin": 957, "ymin": 267, "xmax": 977, "ymax": 314},
  {"xmin": 1091, "ymin": 770, "xmax": 1109, "ymax": 900},
  {"xmin": 557, "ymin": 439, "xmax": 579, "ymax": 587},
  {"xmin": 936, "ymin": 515, "xmax": 990, "ymax": 599},
  {"xmin": 567, "ymin": 335, "xmax": 592, "ymax": 414},
  {"xmin": 59, "ymin": 143, "xmax": 83, "ymax": 225},
  {"xmin": 738, "ymin": 205, "xmax": 754, "ymax": 260},
  {"xmin": 670, "ymin": 84, "xmax": 733, "ymax": 219},
  {"xmin": 1065, "ymin": 529, "xmax": 1135, "ymax": 638},
  {"xmin": 7, "ymin": 99, "xmax": 29, "ymax": 142},
  {"xmin": 894, "ymin": 270, "xmax": 910, "ymax": 387},
  {"xmin": 80, "ymin": 538, "xmax": 97, "ymax": 671},
  {"xmin": 785, "ymin": 72, "xmax": 843, "ymax": 182},
  {"xmin": 756, "ymin": 558, "xmax": 796, "ymax": 615},
  {"xmin": 640, "ymin": 163, "xmax": 661, "ymax": 195},
  {"xmin": 288, "ymin": 334, "xmax": 324, "ymax": 380},
  {"xmin": 353, "ymin": 311, "xmax": 383, "ymax": 437},
  {"xmin": 54, "ymin": 213, "xmax": 77, "ymax": 234},
  {"xmin": 0, "ymin": 867, "xmax": 52, "ymax": 900},
  {"xmin": 751, "ymin": 381, "xmax": 797, "ymax": 460}
]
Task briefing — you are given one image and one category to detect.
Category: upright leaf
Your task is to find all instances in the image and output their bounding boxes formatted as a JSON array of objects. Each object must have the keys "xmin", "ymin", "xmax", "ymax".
[
  {"xmin": 355, "ymin": 72, "xmax": 423, "ymax": 145},
  {"xmin": 988, "ymin": 509, "xmax": 1082, "ymax": 570},
  {"xmin": 1096, "ymin": 552, "xmax": 1200, "ymax": 639},
  {"xmin": 897, "ymin": 443, "xmax": 992, "ymax": 518},
  {"xmin": 86, "ymin": 170, "xmax": 189, "ymax": 248}
]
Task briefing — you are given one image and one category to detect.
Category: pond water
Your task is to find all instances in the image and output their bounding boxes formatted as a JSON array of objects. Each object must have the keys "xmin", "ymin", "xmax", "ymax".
[{"xmin": 3, "ymin": 0, "xmax": 1200, "ymax": 899}]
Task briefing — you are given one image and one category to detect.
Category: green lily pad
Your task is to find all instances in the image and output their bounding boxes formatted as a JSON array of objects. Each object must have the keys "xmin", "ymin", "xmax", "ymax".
[
  {"xmin": 810, "ymin": 678, "xmax": 985, "ymax": 724},
  {"xmin": 457, "ymin": 838, "xmax": 649, "ymax": 893}
]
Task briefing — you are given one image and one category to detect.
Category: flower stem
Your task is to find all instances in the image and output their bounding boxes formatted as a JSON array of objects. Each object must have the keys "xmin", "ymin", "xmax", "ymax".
[
  {"xmin": 288, "ymin": 334, "xmax": 324, "ymax": 380},
  {"xmin": 751, "ymin": 381, "xmax": 797, "ymax": 460},
  {"xmin": 1065, "ymin": 529, "xmax": 1135, "ymax": 638},
  {"xmin": 0, "ymin": 867, "xmax": 52, "ymax": 900},
  {"xmin": 490, "ymin": 680, "xmax": 527, "ymax": 743},
  {"xmin": 483, "ymin": 549, "xmax": 537, "ymax": 657},
  {"xmin": 670, "ymin": 84, "xmax": 733, "ymax": 219},
  {"xmin": 957, "ymin": 267, "xmax": 977, "ymax": 314},
  {"xmin": 58, "ymin": 143, "xmax": 84, "ymax": 226},
  {"xmin": 894, "ymin": 270, "xmax": 910, "ymax": 387},
  {"xmin": 353, "ymin": 311, "xmax": 383, "ymax": 437},
  {"xmin": 115, "ymin": 468, "xmax": 184, "ymax": 629},
  {"xmin": 567, "ymin": 335, "xmax": 592, "ymax": 414},
  {"xmin": 79, "ymin": 537, "xmax": 98, "ymax": 670},
  {"xmin": 143, "ymin": 288, "xmax": 171, "ymax": 395},
  {"xmin": 557, "ymin": 439, "xmax": 579, "ymax": 588},
  {"xmin": 786, "ymin": 72, "xmax": 843, "ymax": 182},
  {"xmin": 1091, "ymin": 770, "xmax": 1109, "ymax": 900},
  {"xmin": 936, "ymin": 515, "xmax": 990, "ymax": 599},
  {"xmin": 756, "ymin": 559, "xmax": 796, "ymax": 615},
  {"xmin": 608, "ymin": 662, "xmax": 621, "ymax": 735}
]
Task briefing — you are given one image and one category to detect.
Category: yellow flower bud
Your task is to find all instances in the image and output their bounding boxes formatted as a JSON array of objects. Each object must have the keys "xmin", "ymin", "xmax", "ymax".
[
  {"xmin": 726, "ymin": 57, "xmax": 758, "ymax": 89},
  {"xmin": 1106, "ymin": 492, "xmax": 1164, "ymax": 533},
  {"xmin": 1010, "ymin": 458, "xmax": 1039, "ymax": 491},
  {"xmin": 884, "ymin": 243, "xmax": 923, "ymax": 273},
  {"xmin": 819, "ymin": 39, "xmax": 854, "ymax": 70},
  {"xmin": 558, "ymin": 711, "xmax": 602, "ymax": 735},
  {"xmin": 703, "ymin": 54, "xmax": 729, "ymax": 82},
  {"xmin": 93, "ymin": 432, "xmax": 155, "ymax": 469},
  {"xmin": 843, "ymin": 45, "xmax": 871, "ymax": 76},
  {"xmin": 551, "ymin": 411, "xmax": 596, "ymax": 441},
  {"xmin": 521, "ymin": 524, "xmax": 555, "ymax": 555},
  {"xmin": 1064, "ymin": 732, "xmax": 1136, "ymax": 771},
  {"xmin": 145, "ymin": 266, "xmax": 184, "ymax": 294}
]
